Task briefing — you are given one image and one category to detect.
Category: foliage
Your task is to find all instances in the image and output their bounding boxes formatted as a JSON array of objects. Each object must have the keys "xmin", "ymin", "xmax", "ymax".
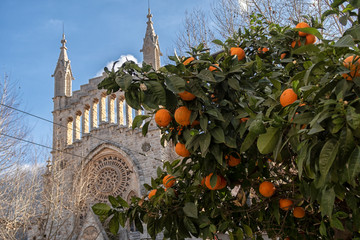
[{"xmin": 94, "ymin": 2, "xmax": 360, "ymax": 239}]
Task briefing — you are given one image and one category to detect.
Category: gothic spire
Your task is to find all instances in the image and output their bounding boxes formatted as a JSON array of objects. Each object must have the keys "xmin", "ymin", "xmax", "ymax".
[
  {"xmin": 53, "ymin": 34, "xmax": 74, "ymax": 97},
  {"xmin": 140, "ymin": 7, "xmax": 162, "ymax": 70}
]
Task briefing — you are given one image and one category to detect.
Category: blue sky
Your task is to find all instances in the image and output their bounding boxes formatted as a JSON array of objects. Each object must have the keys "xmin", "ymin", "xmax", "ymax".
[{"xmin": 0, "ymin": 0, "xmax": 212, "ymax": 153}]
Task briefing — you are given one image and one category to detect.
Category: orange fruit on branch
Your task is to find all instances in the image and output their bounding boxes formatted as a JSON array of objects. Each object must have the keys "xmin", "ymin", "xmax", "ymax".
[
  {"xmin": 205, "ymin": 173, "xmax": 222, "ymax": 190},
  {"xmin": 175, "ymin": 142, "xmax": 190, "ymax": 157},
  {"xmin": 183, "ymin": 57, "xmax": 194, "ymax": 65},
  {"xmin": 148, "ymin": 189, "xmax": 157, "ymax": 199},
  {"xmin": 209, "ymin": 64, "xmax": 219, "ymax": 71},
  {"xmin": 178, "ymin": 91, "xmax": 196, "ymax": 101},
  {"xmin": 280, "ymin": 53, "xmax": 287, "ymax": 60},
  {"xmin": 291, "ymin": 40, "xmax": 301, "ymax": 48},
  {"xmin": 163, "ymin": 175, "xmax": 176, "ymax": 188},
  {"xmin": 230, "ymin": 47, "xmax": 245, "ymax": 61},
  {"xmin": 293, "ymin": 207, "xmax": 305, "ymax": 218},
  {"xmin": 258, "ymin": 47, "xmax": 269, "ymax": 54},
  {"xmin": 296, "ymin": 22, "xmax": 310, "ymax": 37},
  {"xmin": 217, "ymin": 176, "xmax": 227, "ymax": 190},
  {"xmin": 305, "ymin": 34, "xmax": 316, "ymax": 45},
  {"xmin": 227, "ymin": 153, "xmax": 241, "ymax": 167},
  {"xmin": 279, "ymin": 198, "xmax": 293, "ymax": 210},
  {"xmin": 155, "ymin": 109, "xmax": 172, "ymax": 127},
  {"xmin": 259, "ymin": 181, "xmax": 275, "ymax": 197},
  {"xmin": 174, "ymin": 106, "xmax": 192, "ymax": 126},
  {"xmin": 280, "ymin": 88, "xmax": 298, "ymax": 107},
  {"xmin": 343, "ymin": 55, "xmax": 360, "ymax": 80}
]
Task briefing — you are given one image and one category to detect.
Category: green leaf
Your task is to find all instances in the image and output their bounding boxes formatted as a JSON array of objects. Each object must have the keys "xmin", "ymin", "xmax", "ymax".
[
  {"xmin": 200, "ymin": 115, "xmax": 208, "ymax": 132},
  {"xmin": 165, "ymin": 76, "xmax": 185, "ymax": 93},
  {"xmin": 142, "ymin": 121, "xmax": 150, "ymax": 137},
  {"xmin": 116, "ymin": 75, "xmax": 132, "ymax": 90},
  {"xmin": 347, "ymin": 106, "xmax": 360, "ymax": 129},
  {"xmin": 109, "ymin": 214, "xmax": 119, "ymax": 235},
  {"xmin": 321, "ymin": 187, "xmax": 335, "ymax": 217},
  {"xmin": 235, "ymin": 228, "xmax": 244, "ymax": 240},
  {"xmin": 209, "ymin": 224, "xmax": 216, "ymax": 233},
  {"xmin": 257, "ymin": 127, "xmax": 280, "ymax": 154},
  {"xmin": 240, "ymin": 132, "xmax": 257, "ymax": 152},
  {"xmin": 210, "ymin": 127, "xmax": 225, "ymax": 143},
  {"xmin": 184, "ymin": 217, "xmax": 198, "ymax": 234},
  {"xmin": 319, "ymin": 221, "xmax": 327, "ymax": 236},
  {"xmin": 243, "ymin": 224, "xmax": 253, "ymax": 237},
  {"xmin": 119, "ymin": 212, "xmax": 126, "ymax": 227},
  {"xmin": 132, "ymin": 115, "xmax": 150, "ymax": 129},
  {"xmin": 135, "ymin": 215, "xmax": 144, "ymax": 233},
  {"xmin": 197, "ymin": 69, "xmax": 217, "ymax": 83},
  {"xmin": 334, "ymin": 35, "xmax": 355, "ymax": 48},
  {"xmin": 293, "ymin": 44, "xmax": 320, "ymax": 55},
  {"xmin": 330, "ymin": 217, "xmax": 345, "ymax": 231},
  {"xmin": 199, "ymin": 132, "xmax": 211, "ymax": 156},
  {"xmin": 146, "ymin": 81, "xmax": 166, "ymax": 106},
  {"xmin": 249, "ymin": 119, "xmax": 266, "ymax": 135},
  {"xmin": 92, "ymin": 203, "xmax": 111, "ymax": 215},
  {"xmin": 228, "ymin": 77, "xmax": 241, "ymax": 91},
  {"xmin": 116, "ymin": 196, "xmax": 129, "ymax": 208},
  {"xmin": 183, "ymin": 202, "xmax": 198, "ymax": 219},
  {"xmin": 212, "ymin": 39, "xmax": 223, "ymax": 46},
  {"xmin": 293, "ymin": 27, "xmax": 322, "ymax": 39},
  {"xmin": 211, "ymin": 144, "xmax": 223, "ymax": 165},
  {"xmin": 108, "ymin": 196, "xmax": 119, "ymax": 208},
  {"xmin": 319, "ymin": 138, "xmax": 339, "ymax": 177},
  {"xmin": 347, "ymin": 146, "xmax": 360, "ymax": 185}
]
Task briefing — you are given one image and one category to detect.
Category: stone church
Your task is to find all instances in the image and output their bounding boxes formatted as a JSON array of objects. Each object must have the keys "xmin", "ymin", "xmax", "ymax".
[{"xmin": 28, "ymin": 8, "xmax": 174, "ymax": 240}]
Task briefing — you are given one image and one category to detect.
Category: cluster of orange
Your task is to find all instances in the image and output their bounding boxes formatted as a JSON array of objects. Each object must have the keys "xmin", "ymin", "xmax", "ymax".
[
  {"xmin": 291, "ymin": 22, "xmax": 316, "ymax": 47},
  {"xmin": 259, "ymin": 181, "xmax": 305, "ymax": 219},
  {"xmin": 148, "ymin": 174, "xmax": 176, "ymax": 199}
]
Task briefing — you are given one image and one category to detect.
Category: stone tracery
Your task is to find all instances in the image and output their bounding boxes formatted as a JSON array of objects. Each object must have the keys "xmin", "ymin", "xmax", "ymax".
[{"xmin": 87, "ymin": 155, "xmax": 133, "ymax": 201}]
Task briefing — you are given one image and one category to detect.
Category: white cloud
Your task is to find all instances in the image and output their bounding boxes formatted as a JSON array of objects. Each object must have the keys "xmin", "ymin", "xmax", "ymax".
[
  {"xmin": 238, "ymin": 0, "xmax": 248, "ymax": 11},
  {"xmin": 96, "ymin": 54, "xmax": 139, "ymax": 77},
  {"xmin": 47, "ymin": 19, "xmax": 63, "ymax": 27}
]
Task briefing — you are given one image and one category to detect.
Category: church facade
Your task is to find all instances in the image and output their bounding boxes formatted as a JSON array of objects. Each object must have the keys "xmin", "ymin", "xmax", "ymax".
[{"xmin": 29, "ymin": 9, "xmax": 174, "ymax": 240}]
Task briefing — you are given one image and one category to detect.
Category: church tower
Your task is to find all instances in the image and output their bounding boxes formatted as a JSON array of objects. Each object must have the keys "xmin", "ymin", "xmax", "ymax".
[
  {"xmin": 52, "ymin": 34, "xmax": 74, "ymax": 99},
  {"xmin": 140, "ymin": 8, "xmax": 162, "ymax": 70}
]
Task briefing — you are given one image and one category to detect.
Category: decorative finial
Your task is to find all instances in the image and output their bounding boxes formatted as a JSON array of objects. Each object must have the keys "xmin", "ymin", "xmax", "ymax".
[{"xmin": 61, "ymin": 23, "xmax": 67, "ymax": 48}]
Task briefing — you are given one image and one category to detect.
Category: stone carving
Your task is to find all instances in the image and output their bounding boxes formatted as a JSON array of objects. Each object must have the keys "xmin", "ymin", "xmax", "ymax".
[
  {"xmin": 88, "ymin": 155, "xmax": 133, "ymax": 201},
  {"xmin": 80, "ymin": 226, "xmax": 99, "ymax": 240}
]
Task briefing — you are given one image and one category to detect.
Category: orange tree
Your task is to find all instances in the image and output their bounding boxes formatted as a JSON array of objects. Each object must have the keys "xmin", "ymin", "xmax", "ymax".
[{"xmin": 93, "ymin": 1, "xmax": 360, "ymax": 239}]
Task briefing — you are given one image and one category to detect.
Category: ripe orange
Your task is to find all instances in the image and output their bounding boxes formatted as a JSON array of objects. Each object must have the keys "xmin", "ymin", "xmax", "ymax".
[
  {"xmin": 280, "ymin": 89, "xmax": 298, "ymax": 107},
  {"xmin": 148, "ymin": 189, "xmax": 157, "ymax": 199},
  {"xmin": 279, "ymin": 199, "xmax": 293, "ymax": 210},
  {"xmin": 259, "ymin": 181, "xmax": 275, "ymax": 197},
  {"xmin": 230, "ymin": 47, "xmax": 245, "ymax": 61},
  {"xmin": 258, "ymin": 47, "xmax": 269, "ymax": 54},
  {"xmin": 178, "ymin": 91, "xmax": 196, "ymax": 101},
  {"xmin": 209, "ymin": 64, "xmax": 219, "ymax": 71},
  {"xmin": 296, "ymin": 22, "xmax": 310, "ymax": 37},
  {"xmin": 227, "ymin": 153, "xmax": 241, "ymax": 167},
  {"xmin": 217, "ymin": 176, "xmax": 227, "ymax": 190},
  {"xmin": 211, "ymin": 94, "xmax": 218, "ymax": 102},
  {"xmin": 280, "ymin": 53, "xmax": 287, "ymax": 60},
  {"xmin": 240, "ymin": 117, "xmax": 249, "ymax": 123},
  {"xmin": 175, "ymin": 142, "xmax": 190, "ymax": 157},
  {"xmin": 201, "ymin": 177, "xmax": 205, "ymax": 186},
  {"xmin": 305, "ymin": 34, "xmax": 316, "ymax": 45},
  {"xmin": 174, "ymin": 106, "xmax": 192, "ymax": 126},
  {"xmin": 293, "ymin": 207, "xmax": 305, "ymax": 218},
  {"xmin": 291, "ymin": 40, "xmax": 301, "ymax": 48},
  {"xmin": 343, "ymin": 55, "xmax": 360, "ymax": 80},
  {"xmin": 191, "ymin": 120, "xmax": 200, "ymax": 126},
  {"xmin": 183, "ymin": 57, "xmax": 195, "ymax": 65},
  {"xmin": 163, "ymin": 175, "xmax": 176, "ymax": 188},
  {"xmin": 205, "ymin": 173, "xmax": 221, "ymax": 190},
  {"xmin": 154, "ymin": 109, "xmax": 172, "ymax": 127}
]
